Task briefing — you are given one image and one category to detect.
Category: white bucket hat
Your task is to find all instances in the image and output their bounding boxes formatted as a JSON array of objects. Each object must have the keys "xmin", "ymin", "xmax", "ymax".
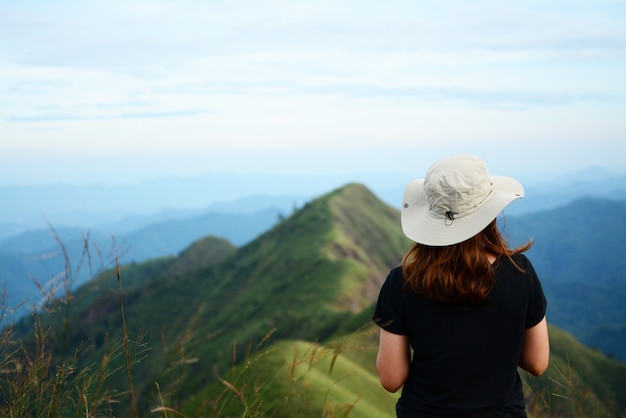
[{"xmin": 401, "ymin": 154, "xmax": 524, "ymax": 246}]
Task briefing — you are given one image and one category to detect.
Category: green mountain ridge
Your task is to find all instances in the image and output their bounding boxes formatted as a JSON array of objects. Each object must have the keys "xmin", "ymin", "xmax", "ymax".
[{"xmin": 3, "ymin": 183, "xmax": 626, "ymax": 417}]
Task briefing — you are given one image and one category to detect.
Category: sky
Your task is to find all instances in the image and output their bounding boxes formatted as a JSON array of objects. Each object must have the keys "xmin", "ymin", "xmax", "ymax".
[{"xmin": 1, "ymin": 0, "xmax": 625, "ymax": 189}]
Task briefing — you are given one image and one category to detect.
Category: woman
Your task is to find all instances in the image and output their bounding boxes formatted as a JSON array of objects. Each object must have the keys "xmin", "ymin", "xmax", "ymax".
[{"xmin": 373, "ymin": 155, "xmax": 549, "ymax": 417}]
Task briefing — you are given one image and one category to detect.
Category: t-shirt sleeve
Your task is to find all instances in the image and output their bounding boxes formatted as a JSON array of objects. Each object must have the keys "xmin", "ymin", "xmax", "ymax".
[
  {"xmin": 523, "ymin": 256, "xmax": 547, "ymax": 328},
  {"xmin": 372, "ymin": 268, "xmax": 409, "ymax": 335}
]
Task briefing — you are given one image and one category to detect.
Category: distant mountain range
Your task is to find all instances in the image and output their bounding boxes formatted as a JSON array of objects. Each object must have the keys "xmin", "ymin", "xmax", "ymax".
[
  {"xmin": 0, "ymin": 173, "xmax": 336, "ymax": 239},
  {"xmin": 2, "ymin": 167, "xmax": 625, "ymax": 239},
  {"xmin": 3, "ymin": 183, "xmax": 625, "ymax": 417}
]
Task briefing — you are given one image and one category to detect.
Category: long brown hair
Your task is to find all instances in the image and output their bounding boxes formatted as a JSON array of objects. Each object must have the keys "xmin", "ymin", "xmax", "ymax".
[{"xmin": 402, "ymin": 219, "xmax": 532, "ymax": 304}]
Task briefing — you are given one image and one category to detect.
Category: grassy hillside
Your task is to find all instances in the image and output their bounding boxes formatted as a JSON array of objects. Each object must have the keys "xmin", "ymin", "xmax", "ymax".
[
  {"xmin": 2, "ymin": 184, "xmax": 625, "ymax": 417},
  {"xmin": 183, "ymin": 329, "xmax": 399, "ymax": 417}
]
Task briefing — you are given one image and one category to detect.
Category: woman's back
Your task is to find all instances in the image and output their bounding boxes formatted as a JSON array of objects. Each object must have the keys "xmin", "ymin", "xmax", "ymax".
[{"xmin": 374, "ymin": 254, "xmax": 545, "ymax": 416}]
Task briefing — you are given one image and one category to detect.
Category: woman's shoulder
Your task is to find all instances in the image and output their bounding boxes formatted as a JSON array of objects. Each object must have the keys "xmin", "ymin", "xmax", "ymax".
[
  {"xmin": 382, "ymin": 266, "xmax": 407, "ymax": 290},
  {"xmin": 510, "ymin": 252, "xmax": 531, "ymax": 266},
  {"xmin": 496, "ymin": 252, "xmax": 539, "ymax": 281},
  {"xmin": 389, "ymin": 265, "xmax": 403, "ymax": 275},
  {"xmin": 496, "ymin": 251, "xmax": 530, "ymax": 266},
  {"xmin": 386, "ymin": 265, "xmax": 405, "ymax": 282}
]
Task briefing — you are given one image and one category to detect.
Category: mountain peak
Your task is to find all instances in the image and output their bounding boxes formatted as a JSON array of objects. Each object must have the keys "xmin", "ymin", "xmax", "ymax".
[
  {"xmin": 171, "ymin": 235, "xmax": 236, "ymax": 273},
  {"xmin": 313, "ymin": 183, "xmax": 409, "ymax": 312}
]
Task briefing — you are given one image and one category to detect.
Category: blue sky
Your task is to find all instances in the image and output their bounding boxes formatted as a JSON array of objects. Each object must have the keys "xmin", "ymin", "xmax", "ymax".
[{"xmin": 1, "ymin": 0, "xmax": 625, "ymax": 187}]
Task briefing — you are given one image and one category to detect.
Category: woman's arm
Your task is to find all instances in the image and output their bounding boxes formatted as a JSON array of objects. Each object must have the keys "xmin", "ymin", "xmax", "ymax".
[
  {"xmin": 376, "ymin": 328, "xmax": 411, "ymax": 392},
  {"xmin": 519, "ymin": 316, "xmax": 550, "ymax": 376}
]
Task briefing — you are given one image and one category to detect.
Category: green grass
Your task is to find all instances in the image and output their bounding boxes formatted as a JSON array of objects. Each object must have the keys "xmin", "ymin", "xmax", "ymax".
[{"xmin": 182, "ymin": 325, "xmax": 398, "ymax": 418}]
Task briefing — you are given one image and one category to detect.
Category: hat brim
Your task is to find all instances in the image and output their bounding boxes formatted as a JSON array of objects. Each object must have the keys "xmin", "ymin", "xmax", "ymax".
[{"xmin": 401, "ymin": 175, "xmax": 524, "ymax": 246}]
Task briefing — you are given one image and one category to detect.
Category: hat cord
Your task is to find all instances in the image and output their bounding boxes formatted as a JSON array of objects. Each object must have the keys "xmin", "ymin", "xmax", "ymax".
[{"xmin": 445, "ymin": 211, "xmax": 455, "ymax": 226}]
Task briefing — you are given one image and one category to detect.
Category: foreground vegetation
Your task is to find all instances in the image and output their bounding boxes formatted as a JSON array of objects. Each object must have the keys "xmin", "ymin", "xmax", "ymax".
[{"xmin": 3, "ymin": 295, "xmax": 625, "ymax": 417}]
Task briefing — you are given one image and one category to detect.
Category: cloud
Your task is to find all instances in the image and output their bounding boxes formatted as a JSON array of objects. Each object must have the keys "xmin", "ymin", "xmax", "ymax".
[
  {"xmin": 5, "ymin": 108, "xmax": 206, "ymax": 123},
  {"xmin": 295, "ymin": 84, "xmax": 587, "ymax": 108}
]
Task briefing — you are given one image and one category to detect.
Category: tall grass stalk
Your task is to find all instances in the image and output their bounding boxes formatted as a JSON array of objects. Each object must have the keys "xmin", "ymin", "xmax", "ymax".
[{"xmin": 116, "ymin": 257, "xmax": 138, "ymax": 418}]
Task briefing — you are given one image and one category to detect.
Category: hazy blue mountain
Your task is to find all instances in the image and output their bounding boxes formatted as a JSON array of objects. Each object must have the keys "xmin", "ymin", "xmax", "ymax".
[
  {"xmin": 506, "ymin": 170, "xmax": 626, "ymax": 216},
  {"xmin": 0, "ymin": 173, "xmax": 334, "ymax": 239},
  {"xmin": 505, "ymin": 198, "xmax": 626, "ymax": 361},
  {"xmin": 117, "ymin": 207, "xmax": 283, "ymax": 260},
  {"xmin": 100, "ymin": 193, "xmax": 307, "ymax": 234},
  {"xmin": 0, "ymin": 207, "xmax": 284, "ymax": 317}
]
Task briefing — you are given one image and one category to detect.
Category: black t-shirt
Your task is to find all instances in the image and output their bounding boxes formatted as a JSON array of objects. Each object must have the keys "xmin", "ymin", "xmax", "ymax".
[{"xmin": 373, "ymin": 253, "xmax": 547, "ymax": 417}]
